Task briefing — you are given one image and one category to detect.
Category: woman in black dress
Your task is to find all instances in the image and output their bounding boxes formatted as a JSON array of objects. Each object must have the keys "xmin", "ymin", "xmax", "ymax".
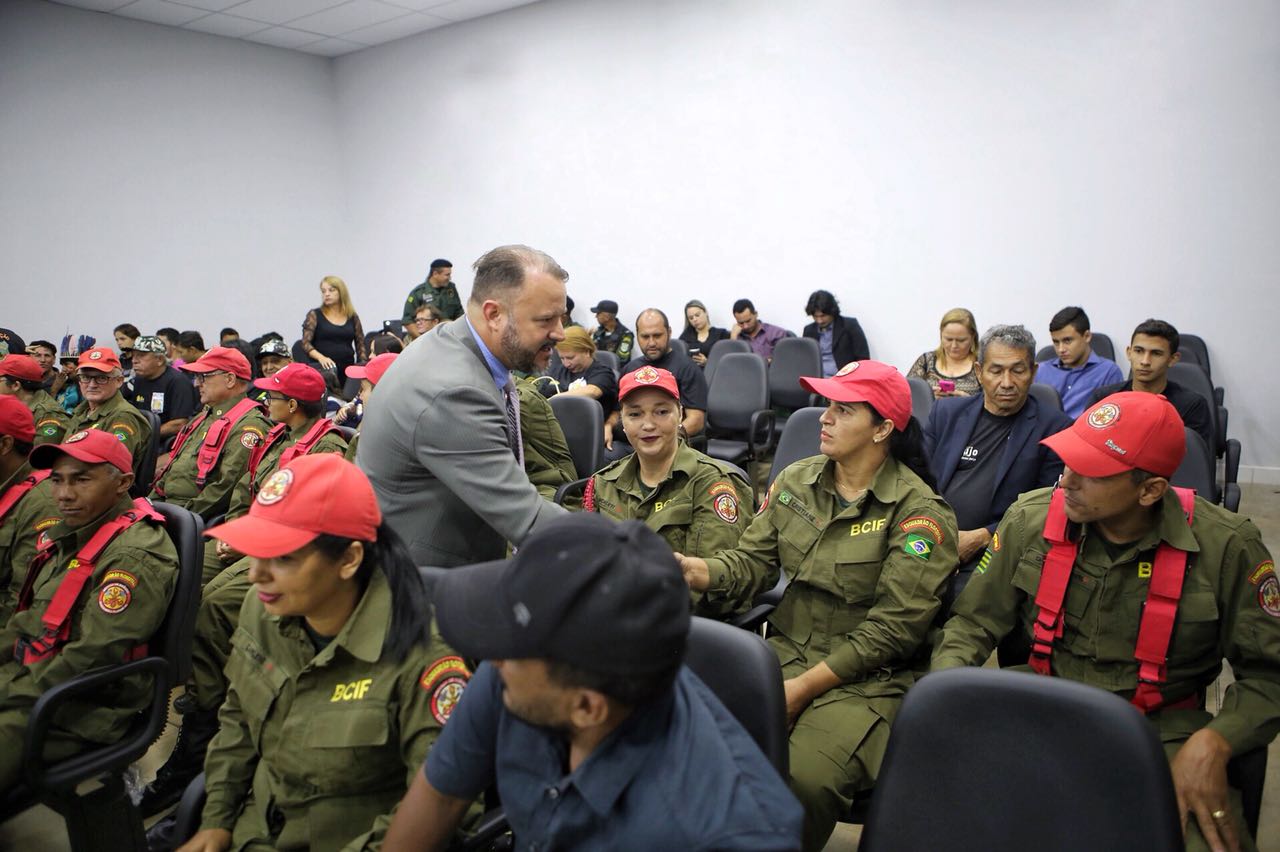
[
  {"xmin": 677, "ymin": 299, "xmax": 730, "ymax": 368},
  {"xmin": 302, "ymin": 276, "xmax": 366, "ymax": 377}
]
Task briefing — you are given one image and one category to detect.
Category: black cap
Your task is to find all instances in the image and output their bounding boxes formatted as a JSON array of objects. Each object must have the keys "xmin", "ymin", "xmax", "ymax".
[
  {"xmin": 433, "ymin": 514, "xmax": 690, "ymax": 675},
  {"xmin": 590, "ymin": 299, "xmax": 619, "ymax": 315},
  {"xmin": 429, "ymin": 258, "xmax": 452, "ymax": 270}
]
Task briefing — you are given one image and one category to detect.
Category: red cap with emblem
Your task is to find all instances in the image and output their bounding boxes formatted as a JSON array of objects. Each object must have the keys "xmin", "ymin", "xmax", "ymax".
[
  {"xmin": 205, "ymin": 453, "xmax": 381, "ymax": 558},
  {"xmin": 1041, "ymin": 391, "xmax": 1186, "ymax": 478},
  {"xmin": 0, "ymin": 396, "xmax": 35, "ymax": 444},
  {"xmin": 0, "ymin": 354, "xmax": 45, "ymax": 383},
  {"xmin": 799, "ymin": 360, "xmax": 913, "ymax": 432},
  {"xmin": 180, "ymin": 346, "xmax": 253, "ymax": 381},
  {"xmin": 253, "ymin": 362, "xmax": 326, "ymax": 402},
  {"xmin": 619, "ymin": 365, "xmax": 680, "ymax": 402},
  {"xmin": 77, "ymin": 347, "xmax": 122, "ymax": 372},
  {"xmin": 30, "ymin": 429, "xmax": 133, "ymax": 474},
  {"xmin": 345, "ymin": 353, "xmax": 398, "ymax": 387}
]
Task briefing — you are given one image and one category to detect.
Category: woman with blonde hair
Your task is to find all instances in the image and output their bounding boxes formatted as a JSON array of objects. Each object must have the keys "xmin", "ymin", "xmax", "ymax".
[
  {"xmin": 538, "ymin": 325, "xmax": 618, "ymax": 414},
  {"xmin": 907, "ymin": 307, "xmax": 979, "ymax": 398},
  {"xmin": 302, "ymin": 275, "xmax": 366, "ymax": 377}
]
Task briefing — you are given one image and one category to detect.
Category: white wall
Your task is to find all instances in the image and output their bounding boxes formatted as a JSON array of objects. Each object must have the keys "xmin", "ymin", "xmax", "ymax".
[
  {"xmin": 0, "ymin": 0, "xmax": 346, "ymax": 350},
  {"xmin": 334, "ymin": 0, "xmax": 1280, "ymax": 471}
]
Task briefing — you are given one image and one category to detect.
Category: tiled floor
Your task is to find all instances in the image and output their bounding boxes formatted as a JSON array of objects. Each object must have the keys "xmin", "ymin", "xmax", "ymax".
[{"xmin": 4, "ymin": 484, "xmax": 1280, "ymax": 852}]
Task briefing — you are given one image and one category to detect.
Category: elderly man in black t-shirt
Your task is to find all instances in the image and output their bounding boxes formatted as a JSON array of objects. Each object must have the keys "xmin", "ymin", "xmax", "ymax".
[
  {"xmin": 923, "ymin": 324, "xmax": 1072, "ymax": 593},
  {"xmin": 127, "ymin": 335, "xmax": 199, "ymax": 440}
]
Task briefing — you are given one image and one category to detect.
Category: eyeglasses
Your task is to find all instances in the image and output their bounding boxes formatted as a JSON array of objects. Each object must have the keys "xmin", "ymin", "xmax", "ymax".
[
  {"xmin": 415, "ymin": 317, "xmax": 438, "ymax": 327},
  {"xmin": 77, "ymin": 373, "xmax": 118, "ymax": 386},
  {"xmin": 264, "ymin": 394, "xmax": 290, "ymax": 403},
  {"xmin": 192, "ymin": 371, "xmax": 229, "ymax": 384}
]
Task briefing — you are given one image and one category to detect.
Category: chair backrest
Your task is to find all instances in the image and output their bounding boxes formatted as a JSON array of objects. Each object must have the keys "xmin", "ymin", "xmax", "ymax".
[
  {"xmin": 1027, "ymin": 382, "xmax": 1062, "ymax": 412},
  {"xmin": 859, "ymin": 667, "xmax": 1182, "ymax": 852},
  {"xmin": 707, "ymin": 352, "xmax": 769, "ymax": 432},
  {"xmin": 683, "ymin": 617, "xmax": 789, "ymax": 777},
  {"xmin": 669, "ymin": 337, "xmax": 689, "ymax": 358},
  {"xmin": 1035, "ymin": 344, "xmax": 1055, "ymax": 363},
  {"xmin": 132, "ymin": 410, "xmax": 162, "ymax": 498},
  {"xmin": 151, "ymin": 502, "xmax": 205, "ymax": 684},
  {"xmin": 1090, "ymin": 332, "xmax": 1116, "ymax": 363},
  {"xmin": 1178, "ymin": 333, "xmax": 1211, "ymax": 380},
  {"xmin": 1167, "ymin": 362, "xmax": 1222, "ymax": 451},
  {"xmin": 594, "ymin": 350, "xmax": 620, "ymax": 379},
  {"xmin": 768, "ymin": 407, "xmax": 824, "ymax": 489},
  {"xmin": 704, "ymin": 338, "xmax": 751, "ymax": 388},
  {"xmin": 291, "ymin": 339, "xmax": 308, "ymax": 363},
  {"xmin": 907, "ymin": 376, "xmax": 933, "ymax": 423},
  {"xmin": 767, "ymin": 337, "xmax": 821, "ymax": 410},
  {"xmin": 548, "ymin": 394, "xmax": 604, "ymax": 479},
  {"xmin": 1170, "ymin": 427, "xmax": 1219, "ymax": 503}
]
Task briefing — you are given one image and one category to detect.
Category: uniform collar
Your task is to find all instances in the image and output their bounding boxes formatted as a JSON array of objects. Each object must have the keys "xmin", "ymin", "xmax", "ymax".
[
  {"xmin": 47, "ymin": 493, "xmax": 136, "ymax": 549},
  {"xmin": 288, "ymin": 416, "xmax": 323, "ymax": 439},
  {"xmin": 80, "ymin": 391, "xmax": 123, "ymax": 420},
  {"xmin": 210, "ymin": 390, "xmax": 250, "ymax": 418},
  {"xmin": 1153, "ymin": 488, "xmax": 1201, "ymax": 553},
  {"xmin": 1, "ymin": 461, "xmax": 35, "ymax": 492},
  {"xmin": 308, "ymin": 568, "xmax": 391, "ymax": 665},
  {"xmin": 807, "ymin": 455, "xmax": 902, "ymax": 504},
  {"xmin": 598, "ymin": 444, "xmax": 695, "ymax": 491}
]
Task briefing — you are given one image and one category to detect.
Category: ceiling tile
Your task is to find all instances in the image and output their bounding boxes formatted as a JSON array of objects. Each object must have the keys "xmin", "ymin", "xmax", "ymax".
[
  {"xmin": 343, "ymin": 10, "xmax": 447, "ymax": 45},
  {"xmin": 421, "ymin": 0, "xmax": 536, "ymax": 22},
  {"xmin": 180, "ymin": 12, "xmax": 267, "ymax": 36},
  {"xmin": 113, "ymin": 0, "xmax": 207, "ymax": 25},
  {"xmin": 243, "ymin": 25, "xmax": 325, "ymax": 47},
  {"xmin": 286, "ymin": 0, "xmax": 407, "ymax": 37},
  {"xmin": 228, "ymin": 0, "xmax": 346, "ymax": 25},
  {"xmin": 166, "ymin": 0, "xmax": 247, "ymax": 10},
  {"xmin": 48, "ymin": 0, "xmax": 135, "ymax": 11},
  {"xmin": 378, "ymin": 0, "xmax": 452, "ymax": 10},
  {"xmin": 296, "ymin": 36, "xmax": 366, "ymax": 56}
]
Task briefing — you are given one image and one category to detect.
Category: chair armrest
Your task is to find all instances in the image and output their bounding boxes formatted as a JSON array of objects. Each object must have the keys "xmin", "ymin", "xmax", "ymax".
[
  {"xmin": 1214, "ymin": 386, "xmax": 1224, "ymax": 407},
  {"xmin": 458, "ymin": 807, "xmax": 511, "ymax": 850},
  {"xmin": 729, "ymin": 603, "xmax": 776, "ymax": 632},
  {"xmin": 170, "ymin": 772, "xmax": 208, "ymax": 846},
  {"xmin": 1225, "ymin": 439, "xmax": 1241, "ymax": 486},
  {"xmin": 1223, "ymin": 482, "xmax": 1241, "ymax": 513},
  {"xmin": 748, "ymin": 409, "xmax": 776, "ymax": 458},
  {"xmin": 24, "ymin": 657, "xmax": 170, "ymax": 790},
  {"xmin": 554, "ymin": 478, "xmax": 589, "ymax": 506}
]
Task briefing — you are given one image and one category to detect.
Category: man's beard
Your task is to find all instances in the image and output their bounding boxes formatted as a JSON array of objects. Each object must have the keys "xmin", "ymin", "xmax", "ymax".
[{"xmin": 501, "ymin": 322, "xmax": 543, "ymax": 373}]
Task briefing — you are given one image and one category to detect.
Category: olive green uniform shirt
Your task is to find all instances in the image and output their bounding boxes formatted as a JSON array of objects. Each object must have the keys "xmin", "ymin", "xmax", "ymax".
[
  {"xmin": 150, "ymin": 392, "xmax": 270, "ymax": 521},
  {"xmin": 702, "ymin": 455, "xmax": 958, "ymax": 689},
  {"xmin": 0, "ymin": 495, "xmax": 177, "ymax": 788},
  {"xmin": 202, "ymin": 570, "xmax": 467, "ymax": 851},
  {"xmin": 66, "ymin": 391, "xmax": 152, "ymax": 472},
  {"xmin": 590, "ymin": 444, "xmax": 751, "ymax": 557},
  {"xmin": 29, "ymin": 390, "xmax": 71, "ymax": 445},
  {"xmin": 402, "ymin": 281, "xmax": 463, "ymax": 324},
  {"xmin": 516, "ymin": 382, "xmax": 576, "ymax": 501},
  {"xmin": 0, "ymin": 464, "xmax": 60, "ymax": 625},
  {"xmin": 932, "ymin": 487, "xmax": 1280, "ymax": 756}
]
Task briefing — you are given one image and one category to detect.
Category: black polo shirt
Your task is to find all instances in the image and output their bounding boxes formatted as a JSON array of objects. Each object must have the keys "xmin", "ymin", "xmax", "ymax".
[
  {"xmin": 623, "ymin": 348, "xmax": 708, "ymax": 412},
  {"xmin": 129, "ymin": 365, "xmax": 199, "ymax": 425}
]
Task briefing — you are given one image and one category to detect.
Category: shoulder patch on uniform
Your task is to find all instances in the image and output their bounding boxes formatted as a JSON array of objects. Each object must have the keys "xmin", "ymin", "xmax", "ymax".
[
  {"xmin": 102, "ymin": 569, "xmax": 138, "ymax": 589},
  {"xmin": 1258, "ymin": 575, "xmax": 1280, "ymax": 618},
  {"xmin": 1249, "ymin": 560, "xmax": 1274, "ymax": 586},
  {"xmin": 899, "ymin": 516, "xmax": 945, "ymax": 543},
  {"xmin": 991, "ymin": 531, "xmax": 1001, "ymax": 552},
  {"xmin": 904, "ymin": 533, "xmax": 933, "ymax": 561},
  {"xmin": 35, "ymin": 517, "xmax": 60, "ymax": 531},
  {"xmin": 109, "ymin": 421, "xmax": 136, "ymax": 436},
  {"xmin": 708, "ymin": 481, "xmax": 737, "ymax": 498},
  {"xmin": 240, "ymin": 432, "xmax": 261, "ymax": 449},
  {"xmin": 420, "ymin": 656, "xmax": 470, "ymax": 725},
  {"xmin": 712, "ymin": 492, "xmax": 739, "ymax": 524},
  {"xmin": 98, "ymin": 581, "xmax": 132, "ymax": 614},
  {"xmin": 975, "ymin": 549, "xmax": 993, "ymax": 574}
]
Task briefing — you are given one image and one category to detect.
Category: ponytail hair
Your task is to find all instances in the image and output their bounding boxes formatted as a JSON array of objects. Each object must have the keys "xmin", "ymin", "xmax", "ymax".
[
  {"xmin": 311, "ymin": 521, "xmax": 432, "ymax": 663},
  {"xmin": 866, "ymin": 407, "xmax": 937, "ymax": 492}
]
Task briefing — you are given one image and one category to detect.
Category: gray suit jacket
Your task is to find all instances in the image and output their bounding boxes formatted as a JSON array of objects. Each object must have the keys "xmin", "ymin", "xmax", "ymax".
[{"xmin": 357, "ymin": 318, "xmax": 566, "ymax": 566}]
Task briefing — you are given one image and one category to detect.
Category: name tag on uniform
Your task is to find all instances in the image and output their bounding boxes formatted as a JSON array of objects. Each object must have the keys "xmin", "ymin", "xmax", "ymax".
[{"xmin": 150, "ymin": 392, "xmax": 165, "ymax": 414}]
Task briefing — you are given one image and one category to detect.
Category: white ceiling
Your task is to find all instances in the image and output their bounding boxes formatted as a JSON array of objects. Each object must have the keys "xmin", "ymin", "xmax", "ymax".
[{"xmin": 48, "ymin": 0, "xmax": 543, "ymax": 56}]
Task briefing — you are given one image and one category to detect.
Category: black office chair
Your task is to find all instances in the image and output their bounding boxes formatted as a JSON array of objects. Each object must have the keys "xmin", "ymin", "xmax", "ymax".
[
  {"xmin": 547, "ymin": 394, "xmax": 604, "ymax": 480},
  {"xmin": 0, "ymin": 503, "xmax": 204, "ymax": 851},
  {"xmin": 1178, "ymin": 333, "xmax": 1213, "ymax": 386},
  {"xmin": 907, "ymin": 376, "xmax": 933, "ymax": 423},
  {"xmin": 705, "ymin": 353, "xmax": 774, "ymax": 488},
  {"xmin": 1027, "ymin": 382, "xmax": 1063, "ymax": 412},
  {"xmin": 1171, "ymin": 427, "xmax": 1240, "ymax": 511},
  {"xmin": 859, "ymin": 668, "xmax": 1183, "ymax": 852},
  {"xmin": 1035, "ymin": 344, "xmax": 1055, "ymax": 363},
  {"xmin": 1167, "ymin": 364, "xmax": 1240, "ymax": 489},
  {"xmin": 594, "ymin": 350, "xmax": 620, "ymax": 379},
  {"xmin": 1090, "ymin": 332, "xmax": 1116, "ymax": 363},
  {"xmin": 703, "ymin": 338, "xmax": 750, "ymax": 388},
  {"xmin": 133, "ymin": 409, "xmax": 162, "ymax": 497},
  {"xmin": 669, "ymin": 337, "xmax": 689, "ymax": 359},
  {"xmin": 290, "ymin": 339, "xmax": 309, "ymax": 364},
  {"xmin": 767, "ymin": 337, "xmax": 821, "ymax": 413},
  {"xmin": 767, "ymin": 407, "xmax": 823, "ymax": 490}
]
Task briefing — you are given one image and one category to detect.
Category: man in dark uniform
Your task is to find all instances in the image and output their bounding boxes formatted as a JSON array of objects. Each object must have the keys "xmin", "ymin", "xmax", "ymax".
[
  {"xmin": 590, "ymin": 298, "xmax": 634, "ymax": 362},
  {"xmin": 65, "ymin": 347, "xmax": 152, "ymax": 473},
  {"xmin": 0, "ymin": 396, "xmax": 59, "ymax": 623},
  {"xmin": 127, "ymin": 335, "xmax": 198, "ymax": 441},
  {"xmin": 0, "ymin": 354, "xmax": 69, "ymax": 445},
  {"xmin": 402, "ymin": 258, "xmax": 463, "ymax": 324},
  {"xmin": 933, "ymin": 393, "xmax": 1280, "ymax": 852}
]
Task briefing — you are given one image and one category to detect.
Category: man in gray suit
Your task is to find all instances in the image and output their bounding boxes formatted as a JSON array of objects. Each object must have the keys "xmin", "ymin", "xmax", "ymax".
[{"xmin": 358, "ymin": 245, "xmax": 569, "ymax": 566}]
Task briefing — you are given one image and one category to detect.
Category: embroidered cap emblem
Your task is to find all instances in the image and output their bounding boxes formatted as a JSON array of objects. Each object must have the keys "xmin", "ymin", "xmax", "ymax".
[
  {"xmin": 835, "ymin": 361, "xmax": 860, "ymax": 377},
  {"xmin": 256, "ymin": 468, "xmax": 293, "ymax": 506},
  {"xmin": 633, "ymin": 366, "xmax": 660, "ymax": 384},
  {"xmin": 1088, "ymin": 403, "xmax": 1120, "ymax": 429}
]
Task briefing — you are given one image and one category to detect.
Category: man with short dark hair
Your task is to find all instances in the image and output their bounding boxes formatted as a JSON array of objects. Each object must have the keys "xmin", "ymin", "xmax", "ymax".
[
  {"xmin": 156, "ymin": 328, "xmax": 181, "ymax": 363},
  {"xmin": 175, "ymin": 330, "xmax": 207, "ymax": 364},
  {"xmin": 0, "ymin": 354, "xmax": 69, "ymax": 445},
  {"xmin": 934, "ymin": 392, "xmax": 1280, "ymax": 852},
  {"xmin": 403, "ymin": 258, "xmax": 463, "ymax": 323},
  {"xmin": 127, "ymin": 335, "xmax": 198, "ymax": 439},
  {"xmin": 383, "ymin": 514, "xmax": 804, "ymax": 851},
  {"xmin": 218, "ymin": 328, "xmax": 239, "ymax": 345},
  {"xmin": 1091, "ymin": 319, "xmax": 1213, "ymax": 449},
  {"xmin": 590, "ymin": 298, "xmax": 634, "ymax": 361},
  {"xmin": 924, "ymin": 325, "xmax": 1071, "ymax": 590},
  {"xmin": 65, "ymin": 347, "xmax": 152, "ymax": 472},
  {"xmin": 25, "ymin": 340, "xmax": 58, "ymax": 387},
  {"xmin": 1035, "ymin": 306, "xmax": 1123, "ymax": 418},
  {"xmin": 730, "ymin": 298, "xmax": 790, "ymax": 362}
]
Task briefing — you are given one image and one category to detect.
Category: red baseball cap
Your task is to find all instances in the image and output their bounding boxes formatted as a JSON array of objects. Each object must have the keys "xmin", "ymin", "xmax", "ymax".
[
  {"xmin": 181, "ymin": 346, "xmax": 253, "ymax": 381},
  {"xmin": 0, "ymin": 354, "xmax": 45, "ymax": 383},
  {"xmin": 30, "ymin": 429, "xmax": 133, "ymax": 474},
  {"xmin": 345, "ymin": 353, "xmax": 398, "ymax": 387},
  {"xmin": 205, "ymin": 454, "xmax": 381, "ymax": 558},
  {"xmin": 619, "ymin": 365, "xmax": 680, "ymax": 402},
  {"xmin": 1042, "ymin": 392, "xmax": 1186, "ymax": 478},
  {"xmin": 78, "ymin": 347, "xmax": 122, "ymax": 373},
  {"xmin": 254, "ymin": 363, "xmax": 326, "ymax": 402},
  {"xmin": 800, "ymin": 361, "xmax": 912, "ymax": 431},
  {"xmin": 0, "ymin": 396, "xmax": 35, "ymax": 444}
]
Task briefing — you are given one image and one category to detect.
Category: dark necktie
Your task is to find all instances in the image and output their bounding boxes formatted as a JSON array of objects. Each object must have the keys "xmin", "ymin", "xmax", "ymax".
[{"xmin": 503, "ymin": 378, "xmax": 524, "ymax": 468}]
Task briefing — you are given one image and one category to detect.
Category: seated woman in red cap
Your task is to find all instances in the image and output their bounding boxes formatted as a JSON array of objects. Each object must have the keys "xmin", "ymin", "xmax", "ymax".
[
  {"xmin": 676, "ymin": 360, "xmax": 959, "ymax": 852},
  {"xmin": 177, "ymin": 454, "xmax": 468, "ymax": 852},
  {"xmin": 337, "ymin": 352, "xmax": 399, "ymax": 462},
  {"xmin": 584, "ymin": 366, "xmax": 752, "ymax": 560}
]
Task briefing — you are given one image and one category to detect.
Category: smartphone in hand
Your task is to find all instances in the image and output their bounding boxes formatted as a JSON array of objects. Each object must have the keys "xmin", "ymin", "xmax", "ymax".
[{"xmin": 938, "ymin": 379, "xmax": 956, "ymax": 394}]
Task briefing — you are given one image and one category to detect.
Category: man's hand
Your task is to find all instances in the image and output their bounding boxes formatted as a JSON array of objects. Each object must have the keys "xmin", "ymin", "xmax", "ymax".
[
  {"xmin": 176, "ymin": 828, "xmax": 232, "ymax": 852},
  {"xmin": 673, "ymin": 552, "xmax": 710, "ymax": 592},
  {"xmin": 216, "ymin": 539, "xmax": 242, "ymax": 565},
  {"xmin": 729, "ymin": 325, "xmax": 741, "ymax": 340},
  {"xmin": 1170, "ymin": 728, "xmax": 1238, "ymax": 852},
  {"xmin": 957, "ymin": 528, "xmax": 992, "ymax": 562}
]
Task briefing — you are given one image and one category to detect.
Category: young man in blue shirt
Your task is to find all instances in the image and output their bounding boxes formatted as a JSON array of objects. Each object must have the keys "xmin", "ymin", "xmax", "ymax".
[{"xmin": 1035, "ymin": 306, "xmax": 1123, "ymax": 418}]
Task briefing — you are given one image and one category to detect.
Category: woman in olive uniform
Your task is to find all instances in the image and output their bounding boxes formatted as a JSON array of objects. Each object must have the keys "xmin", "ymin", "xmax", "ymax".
[
  {"xmin": 179, "ymin": 454, "xmax": 467, "ymax": 852},
  {"xmin": 678, "ymin": 360, "xmax": 959, "ymax": 852},
  {"xmin": 585, "ymin": 365, "xmax": 752, "ymax": 559}
]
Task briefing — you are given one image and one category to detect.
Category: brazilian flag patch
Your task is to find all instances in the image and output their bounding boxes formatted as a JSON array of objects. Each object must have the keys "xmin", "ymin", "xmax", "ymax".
[{"xmin": 904, "ymin": 533, "xmax": 933, "ymax": 561}]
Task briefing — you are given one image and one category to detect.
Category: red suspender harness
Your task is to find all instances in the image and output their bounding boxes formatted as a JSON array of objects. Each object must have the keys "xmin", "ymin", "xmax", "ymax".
[
  {"xmin": 1029, "ymin": 486, "xmax": 1197, "ymax": 713},
  {"xmin": 582, "ymin": 477, "xmax": 596, "ymax": 512},
  {"xmin": 0, "ymin": 470, "xmax": 51, "ymax": 523},
  {"xmin": 276, "ymin": 418, "xmax": 337, "ymax": 470},
  {"xmin": 247, "ymin": 423, "xmax": 289, "ymax": 483},
  {"xmin": 152, "ymin": 398, "xmax": 262, "ymax": 495},
  {"xmin": 13, "ymin": 498, "xmax": 165, "ymax": 665}
]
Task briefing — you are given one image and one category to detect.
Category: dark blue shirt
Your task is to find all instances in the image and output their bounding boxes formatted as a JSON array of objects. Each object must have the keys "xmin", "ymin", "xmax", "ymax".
[
  {"xmin": 426, "ymin": 662, "xmax": 803, "ymax": 852},
  {"xmin": 1035, "ymin": 350, "xmax": 1123, "ymax": 418}
]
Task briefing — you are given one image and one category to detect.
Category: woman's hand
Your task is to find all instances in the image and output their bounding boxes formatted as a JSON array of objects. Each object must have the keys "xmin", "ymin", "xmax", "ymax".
[
  {"xmin": 783, "ymin": 663, "xmax": 841, "ymax": 728},
  {"xmin": 176, "ymin": 828, "xmax": 232, "ymax": 852},
  {"xmin": 334, "ymin": 400, "xmax": 358, "ymax": 424},
  {"xmin": 692, "ymin": 352, "xmax": 708, "ymax": 366},
  {"xmin": 216, "ymin": 539, "xmax": 242, "ymax": 564},
  {"xmin": 316, "ymin": 355, "xmax": 337, "ymax": 371}
]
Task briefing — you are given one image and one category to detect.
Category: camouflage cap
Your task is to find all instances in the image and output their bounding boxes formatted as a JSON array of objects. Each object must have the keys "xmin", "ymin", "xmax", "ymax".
[{"xmin": 133, "ymin": 335, "xmax": 167, "ymax": 354}]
